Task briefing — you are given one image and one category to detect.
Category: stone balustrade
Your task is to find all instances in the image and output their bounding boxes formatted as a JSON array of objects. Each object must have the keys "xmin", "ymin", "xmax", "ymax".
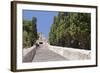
[
  {"xmin": 48, "ymin": 45, "xmax": 91, "ymax": 60},
  {"xmin": 22, "ymin": 45, "xmax": 37, "ymax": 62}
]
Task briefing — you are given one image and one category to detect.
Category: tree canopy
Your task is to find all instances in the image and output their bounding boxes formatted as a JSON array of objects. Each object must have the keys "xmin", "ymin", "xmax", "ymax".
[
  {"xmin": 23, "ymin": 17, "xmax": 38, "ymax": 48},
  {"xmin": 49, "ymin": 12, "xmax": 91, "ymax": 50}
]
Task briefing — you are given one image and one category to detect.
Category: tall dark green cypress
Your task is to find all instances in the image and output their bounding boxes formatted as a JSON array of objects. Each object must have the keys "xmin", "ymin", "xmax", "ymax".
[{"xmin": 23, "ymin": 16, "xmax": 38, "ymax": 48}]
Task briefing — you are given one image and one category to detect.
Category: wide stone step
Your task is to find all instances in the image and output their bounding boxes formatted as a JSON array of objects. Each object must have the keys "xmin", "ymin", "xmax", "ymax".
[{"xmin": 32, "ymin": 45, "xmax": 67, "ymax": 62}]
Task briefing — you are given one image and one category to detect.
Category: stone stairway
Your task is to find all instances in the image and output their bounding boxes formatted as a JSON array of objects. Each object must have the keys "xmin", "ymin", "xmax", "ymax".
[{"xmin": 32, "ymin": 44, "xmax": 67, "ymax": 62}]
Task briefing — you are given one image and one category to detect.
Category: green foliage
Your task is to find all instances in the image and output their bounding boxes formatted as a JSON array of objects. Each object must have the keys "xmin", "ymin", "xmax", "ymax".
[
  {"xmin": 49, "ymin": 12, "xmax": 91, "ymax": 50},
  {"xmin": 23, "ymin": 17, "xmax": 38, "ymax": 48},
  {"xmin": 23, "ymin": 31, "xmax": 31, "ymax": 48}
]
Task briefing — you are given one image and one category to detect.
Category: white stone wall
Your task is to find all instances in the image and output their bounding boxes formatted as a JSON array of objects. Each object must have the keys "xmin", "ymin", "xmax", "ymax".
[
  {"xmin": 48, "ymin": 45, "xmax": 91, "ymax": 60},
  {"xmin": 22, "ymin": 45, "xmax": 37, "ymax": 62}
]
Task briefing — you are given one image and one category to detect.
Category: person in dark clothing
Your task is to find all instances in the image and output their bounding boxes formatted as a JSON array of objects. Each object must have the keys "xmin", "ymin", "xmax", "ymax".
[{"xmin": 35, "ymin": 43, "xmax": 39, "ymax": 48}]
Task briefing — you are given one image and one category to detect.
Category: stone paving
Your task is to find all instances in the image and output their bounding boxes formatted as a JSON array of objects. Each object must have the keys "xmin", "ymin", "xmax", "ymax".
[{"xmin": 32, "ymin": 44, "xmax": 67, "ymax": 62}]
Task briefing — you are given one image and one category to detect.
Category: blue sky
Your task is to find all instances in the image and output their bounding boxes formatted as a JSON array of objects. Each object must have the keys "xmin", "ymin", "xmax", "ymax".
[{"xmin": 23, "ymin": 10, "xmax": 58, "ymax": 38}]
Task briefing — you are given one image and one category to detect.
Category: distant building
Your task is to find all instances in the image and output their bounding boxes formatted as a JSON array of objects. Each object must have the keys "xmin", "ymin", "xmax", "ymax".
[{"xmin": 36, "ymin": 32, "xmax": 48, "ymax": 45}]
